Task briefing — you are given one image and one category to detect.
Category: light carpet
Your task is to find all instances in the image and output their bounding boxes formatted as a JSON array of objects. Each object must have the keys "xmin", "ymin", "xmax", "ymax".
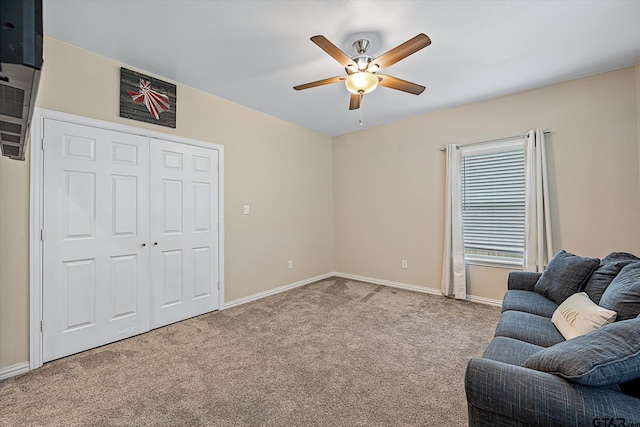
[{"xmin": 0, "ymin": 277, "xmax": 500, "ymax": 426}]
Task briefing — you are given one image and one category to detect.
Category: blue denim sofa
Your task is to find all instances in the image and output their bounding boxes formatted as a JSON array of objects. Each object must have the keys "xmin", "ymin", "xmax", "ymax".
[{"xmin": 465, "ymin": 252, "xmax": 640, "ymax": 427}]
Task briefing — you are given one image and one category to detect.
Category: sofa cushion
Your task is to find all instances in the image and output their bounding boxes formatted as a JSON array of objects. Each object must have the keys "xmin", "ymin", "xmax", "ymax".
[
  {"xmin": 583, "ymin": 252, "xmax": 640, "ymax": 304},
  {"xmin": 551, "ymin": 292, "xmax": 616, "ymax": 340},
  {"xmin": 603, "ymin": 251, "xmax": 640, "ymax": 264},
  {"xmin": 501, "ymin": 290, "xmax": 558, "ymax": 318},
  {"xmin": 534, "ymin": 250, "xmax": 600, "ymax": 304},
  {"xmin": 523, "ymin": 318, "xmax": 640, "ymax": 386},
  {"xmin": 495, "ymin": 310, "xmax": 565, "ymax": 348},
  {"xmin": 482, "ymin": 336, "xmax": 544, "ymax": 366},
  {"xmin": 599, "ymin": 262, "xmax": 640, "ymax": 321}
]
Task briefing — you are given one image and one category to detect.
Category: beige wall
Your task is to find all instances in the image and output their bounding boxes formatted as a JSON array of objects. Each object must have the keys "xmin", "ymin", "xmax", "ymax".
[
  {"xmin": 0, "ymin": 151, "xmax": 31, "ymax": 369},
  {"xmin": 2, "ymin": 37, "xmax": 639, "ymax": 372},
  {"xmin": 333, "ymin": 66, "xmax": 640, "ymax": 301},
  {"xmin": 0, "ymin": 37, "xmax": 334, "ymax": 370},
  {"xmin": 637, "ymin": 59, "xmax": 640, "ymax": 190}
]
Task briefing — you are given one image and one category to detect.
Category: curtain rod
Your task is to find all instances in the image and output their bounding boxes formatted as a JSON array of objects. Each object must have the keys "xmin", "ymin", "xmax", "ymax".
[{"xmin": 439, "ymin": 129, "xmax": 551, "ymax": 152}]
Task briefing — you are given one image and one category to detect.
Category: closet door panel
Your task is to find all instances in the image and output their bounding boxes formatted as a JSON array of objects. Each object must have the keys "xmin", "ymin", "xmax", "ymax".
[
  {"xmin": 42, "ymin": 119, "xmax": 150, "ymax": 362},
  {"xmin": 150, "ymin": 139, "xmax": 219, "ymax": 328}
]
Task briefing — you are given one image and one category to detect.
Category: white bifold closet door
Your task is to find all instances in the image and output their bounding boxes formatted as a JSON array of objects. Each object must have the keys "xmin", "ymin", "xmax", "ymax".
[
  {"xmin": 43, "ymin": 120, "xmax": 151, "ymax": 361},
  {"xmin": 149, "ymin": 138, "xmax": 219, "ymax": 329},
  {"xmin": 42, "ymin": 120, "xmax": 219, "ymax": 362}
]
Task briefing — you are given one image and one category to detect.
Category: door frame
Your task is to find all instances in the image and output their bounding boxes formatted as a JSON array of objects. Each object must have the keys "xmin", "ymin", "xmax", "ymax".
[{"xmin": 29, "ymin": 108, "xmax": 225, "ymax": 369}]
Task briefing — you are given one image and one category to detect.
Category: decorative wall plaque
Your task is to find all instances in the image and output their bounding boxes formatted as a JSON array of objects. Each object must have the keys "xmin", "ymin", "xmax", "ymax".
[{"xmin": 120, "ymin": 67, "xmax": 176, "ymax": 128}]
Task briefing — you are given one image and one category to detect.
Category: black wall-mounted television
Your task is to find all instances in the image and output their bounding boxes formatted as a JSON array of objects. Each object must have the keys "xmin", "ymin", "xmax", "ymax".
[{"xmin": 0, "ymin": 0, "xmax": 43, "ymax": 160}]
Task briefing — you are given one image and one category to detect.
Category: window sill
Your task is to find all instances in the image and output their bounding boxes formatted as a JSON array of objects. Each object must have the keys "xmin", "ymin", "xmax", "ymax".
[{"xmin": 465, "ymin": 257, "xmax": 523, "ymax": 270}]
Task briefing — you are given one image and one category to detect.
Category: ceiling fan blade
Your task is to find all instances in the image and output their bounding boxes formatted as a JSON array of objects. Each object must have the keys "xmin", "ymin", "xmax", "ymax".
[
  {"xmin": 368, "ymin": 33, "xmax": 431, "ymax": 72},
  {"xmin": 378, "ymin": 75, "xmax": 425, "ymax": 95},
  {"xmin": 311, "ymin": 35, "xmax": 357, "ymax": 69},
  {"xmin": 349, "ymin": 93, "xmax": 362, "ymax": 110},
  {"xmin": 293, "ymin": 76, "xmax": 345, "ymax": 91}
]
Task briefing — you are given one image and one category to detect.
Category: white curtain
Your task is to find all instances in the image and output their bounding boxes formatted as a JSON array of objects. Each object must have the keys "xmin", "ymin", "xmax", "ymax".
[
  {"xmin": 524, "ymin": 128, "xmax": 553, "ymax": 272},
  {"xmin": 441, "ymin": 144, "xmax": 467, "ymax": 299}
]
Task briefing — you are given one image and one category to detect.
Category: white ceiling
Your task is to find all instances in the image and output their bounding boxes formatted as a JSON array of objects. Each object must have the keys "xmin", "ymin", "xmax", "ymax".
[{"xmin": 43, "ymin": 0, "xmax": 640, "ymax": 137}]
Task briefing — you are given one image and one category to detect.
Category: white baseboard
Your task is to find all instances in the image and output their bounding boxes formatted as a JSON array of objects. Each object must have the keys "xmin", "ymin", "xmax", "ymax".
[
  {"xmin": 223, "ymin": 272, "xmax": 335, "ymax": 309},
  {"xmin": 0, "ymin": 362, "xmax": 30, "ymax": 380},
  {"xmin": 466, "ymin": 294, "xmax": 503, "ymax": 307},
  {"xmin": 333, "ymin": 272, "xmax": 442, "ymax": 296},
  {"xmin": 223, "ymin": 271, "xmax": 502, "ymax": 311},
  {"xmin": 333, "ymin": 272, "xmax": 502, "ymax": 307}
]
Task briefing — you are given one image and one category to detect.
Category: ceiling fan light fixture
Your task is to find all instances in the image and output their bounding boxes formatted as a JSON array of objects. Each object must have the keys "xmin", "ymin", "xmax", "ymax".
[
  {"xmin": 345, "ymin": 72, "xmax": 378, "ymax": 94},
  {"xmin": 296, "ymin": 34, "xmax": 431, "ymax": 110}
]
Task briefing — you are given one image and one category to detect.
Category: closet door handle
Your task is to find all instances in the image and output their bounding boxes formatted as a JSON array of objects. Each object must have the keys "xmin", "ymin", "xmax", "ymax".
[
  {"xmin": 153, "ymin": 242, "xmax": 158, "ymax": 246},
  {"xmin": 141, "ymin": 243, "xmax": 146, "ymax": 247}
]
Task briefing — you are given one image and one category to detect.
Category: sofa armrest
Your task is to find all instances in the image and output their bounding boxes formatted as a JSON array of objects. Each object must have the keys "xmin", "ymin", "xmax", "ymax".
[
  {"xmin": 465, "ymin": 358, "xmax": 640, "ymax": 427},
  {"xmin": 507, "ymin": 271, "xmax": 542, "ymax": 291}
]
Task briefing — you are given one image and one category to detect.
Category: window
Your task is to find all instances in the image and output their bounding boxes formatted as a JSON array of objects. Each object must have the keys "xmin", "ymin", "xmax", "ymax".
[{"xmin": 461, "ymin": 138, "xmax": 525, "ymax": 267}]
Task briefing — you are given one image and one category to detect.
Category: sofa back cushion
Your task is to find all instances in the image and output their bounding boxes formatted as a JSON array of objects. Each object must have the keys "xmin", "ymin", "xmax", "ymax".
[
  {"xmin": 599, "ymin": 262, "xmax": 640, "ymax": 321},
  {"xmin": 523, "ymin": 317, "xmax": 640, "ymax": 387},
  {"xmin": 583, "ymin": 252, "xmax": 640, "ymax": 304},
  {"xmin": 534, "ymin": 250, "xmax": 600, "ymax": 304}
]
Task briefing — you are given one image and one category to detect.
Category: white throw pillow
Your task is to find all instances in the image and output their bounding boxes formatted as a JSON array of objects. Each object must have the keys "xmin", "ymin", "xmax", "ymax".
[{"xmin": 552, "ymin": 292, "xmax": 617, "ymax": 340}]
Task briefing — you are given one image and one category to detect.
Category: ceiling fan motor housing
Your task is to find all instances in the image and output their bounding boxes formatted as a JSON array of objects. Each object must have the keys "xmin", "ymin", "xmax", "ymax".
[
  {"xmin": 350, "ymin": 39, "xmax": 375, "ymax": 71},
  {"xmin": 348, "ymin": 55, "xmax": 373, "ymax": 72}
]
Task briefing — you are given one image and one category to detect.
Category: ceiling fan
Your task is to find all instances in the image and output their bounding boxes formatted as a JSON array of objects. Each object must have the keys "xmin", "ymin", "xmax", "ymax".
[{"xmin": 294, "ymin": 33, "xmax": 431, "ymax": 110}]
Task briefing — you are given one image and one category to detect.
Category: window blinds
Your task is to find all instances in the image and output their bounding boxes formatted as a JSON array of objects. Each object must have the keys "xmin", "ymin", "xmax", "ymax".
[{"xmin": 461, "ymin": 149, "xmax": 525, "ymax": 263}]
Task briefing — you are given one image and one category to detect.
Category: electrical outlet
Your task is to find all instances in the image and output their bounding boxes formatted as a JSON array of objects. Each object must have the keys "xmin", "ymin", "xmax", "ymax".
[
  {"xmin": 288, "ymin": 260, "xmax": 293, "ymax": 269},
  {"xmin": 402, "ymin": 260, "xmax": 407, "ymax": 269},
  {"xmin": 243, "ymin": 205, "xmax": 250, "ymax": 215}
]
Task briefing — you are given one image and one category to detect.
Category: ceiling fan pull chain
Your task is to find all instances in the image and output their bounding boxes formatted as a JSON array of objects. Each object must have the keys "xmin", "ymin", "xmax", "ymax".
[{"xmin": 359, "ymin": 96, "xmax": 364, "ymax": 126}]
